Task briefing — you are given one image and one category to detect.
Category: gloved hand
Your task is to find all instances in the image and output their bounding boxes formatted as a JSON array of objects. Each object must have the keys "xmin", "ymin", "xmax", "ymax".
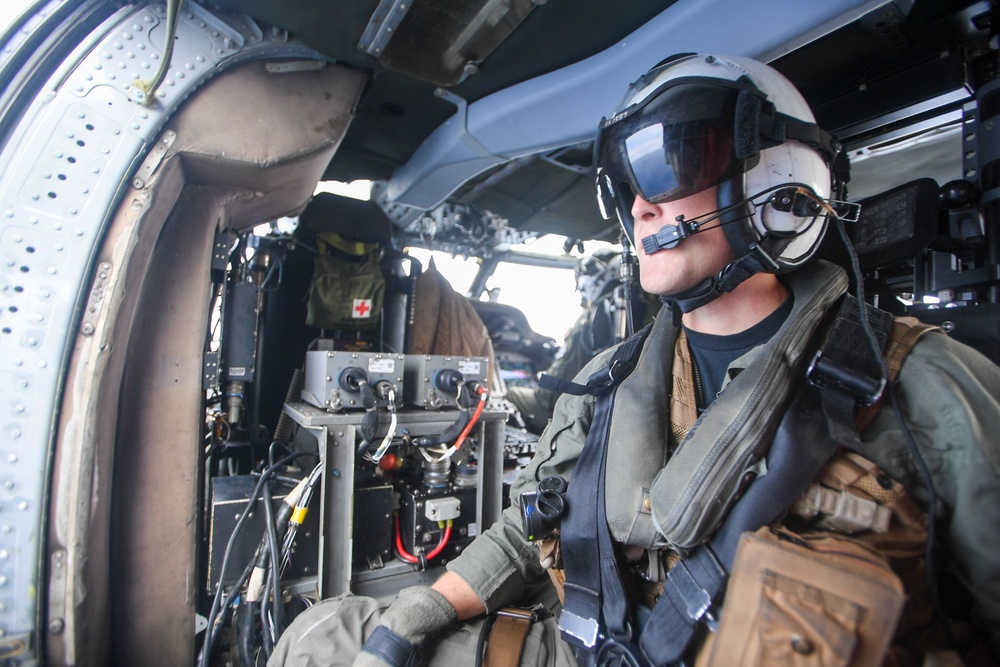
[{"xmin": 353, "ymin": 586, "xmax": 457, "ymax": 667}]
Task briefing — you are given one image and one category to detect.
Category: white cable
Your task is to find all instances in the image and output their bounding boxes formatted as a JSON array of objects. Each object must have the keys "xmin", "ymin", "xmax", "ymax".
[
  {"xmin": 420, "ymin": 443, "xmax": 453, "ymax": 463},
  {"xmin": 370, "ymin": 389, "xmax": 398, "ymax": 462},
  {"xmin": 452, "ymin": 382, "xmax": 466, "ymax": 410}
]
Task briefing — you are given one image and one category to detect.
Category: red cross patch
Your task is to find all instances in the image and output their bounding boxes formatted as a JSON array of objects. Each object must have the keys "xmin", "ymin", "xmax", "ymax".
[{"xmin": 352, "ymin": 299, "xmax": 373, "ymax": 318}]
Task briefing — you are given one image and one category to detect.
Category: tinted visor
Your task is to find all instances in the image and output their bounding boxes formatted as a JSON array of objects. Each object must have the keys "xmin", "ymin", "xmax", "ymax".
[{"xmin": 595, "ymin": 80, "xmax": 761, "ymax": 220}]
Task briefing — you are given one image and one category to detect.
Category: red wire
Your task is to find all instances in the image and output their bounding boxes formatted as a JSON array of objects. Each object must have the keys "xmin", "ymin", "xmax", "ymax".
[
  {"xmin": 426, "ymin": 523, "xmax": 452, "ymax": 560},
  {"xmin": 452, "ymin": 386, "xmax": 487, "ymax": 452},
  {"xmin": 392, "ymin": 385, "xmax": 482, "ymax": 565},
  {"xmin": 394, "ymin": 515, "xmax": 418, "ymax": 563},
  {"xmin": 393, "ymin": 514, "xmax": 451, "ymax": 563}
]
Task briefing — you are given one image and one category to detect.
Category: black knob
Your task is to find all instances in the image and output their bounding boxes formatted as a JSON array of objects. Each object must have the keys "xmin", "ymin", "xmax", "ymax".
[
  {"xmin": 940, "ymin": 180, "xmax": 977, "ymax": 208},
  {"xmin": 534, "ymin": 490, "xmax": 566, "ymax": 521},
  {"xmin": 338, "ymin": 367, "xmax": 367, "ymax": 392},
  {"xmin": 538, "ymin": 476, "xmax": 568, "ymax": 494},
  {"xmin": 434, "ymin": 369, "xmax": 464, "ymax": 394}
]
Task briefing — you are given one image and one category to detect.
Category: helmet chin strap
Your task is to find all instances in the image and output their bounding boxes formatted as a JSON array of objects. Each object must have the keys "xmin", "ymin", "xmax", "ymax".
[
  {"xmin": 658, "ymin": 276, "xmax": 720, "ymax": 326},
  {"xmin": 658, "ymin": 240, "xmax": 786, "ymax": 326}
]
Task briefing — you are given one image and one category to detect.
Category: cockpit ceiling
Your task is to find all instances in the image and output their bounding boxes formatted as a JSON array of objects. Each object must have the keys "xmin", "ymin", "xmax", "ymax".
[
  {"xmin": 207, "ymin": 0, "xmax": 993, "ymax": 241},
  {"xmin": 205, "ymin": 0, "xmax": 671, "ymax": 182}
]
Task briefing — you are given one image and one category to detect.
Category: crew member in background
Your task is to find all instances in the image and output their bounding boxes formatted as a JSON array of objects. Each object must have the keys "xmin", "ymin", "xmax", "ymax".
[{"xmin": 511, "ymin": 248, "xmax": 657, "ymax": 434}]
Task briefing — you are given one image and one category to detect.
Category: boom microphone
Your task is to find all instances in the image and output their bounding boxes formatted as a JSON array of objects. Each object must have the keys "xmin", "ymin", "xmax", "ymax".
[{"xmin": 640, "ymin": 216, "xmax": 700, "ymax": 254}]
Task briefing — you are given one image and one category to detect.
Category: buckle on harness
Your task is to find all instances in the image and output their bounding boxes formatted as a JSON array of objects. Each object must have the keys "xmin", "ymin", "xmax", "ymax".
[
  {"xmin": 559, "ymin": 609, "xmax": 601, "ymax": 649},
  {"xmin": 587, "ymin": 358, "xmax": 635, "ymax": 391},
  {"xmin": 806, "ymin": 351, "xmax": 886, "ymax": 406},
  {"xmin": 496, "ymin": 604, "xmax": 549, "ymax": 624},
  {"xmin": 482, "ymin": 605, "xmax": 551, "ymax": 667},
  {"xmin": 669, "ymin": 560, "xmax": 713, "ymax": 622}
]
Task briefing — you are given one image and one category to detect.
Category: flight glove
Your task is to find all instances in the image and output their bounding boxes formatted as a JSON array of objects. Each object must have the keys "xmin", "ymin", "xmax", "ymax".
[{"xmin": 353, "ymin": 586, "xmax": 457, "ymax": 667}]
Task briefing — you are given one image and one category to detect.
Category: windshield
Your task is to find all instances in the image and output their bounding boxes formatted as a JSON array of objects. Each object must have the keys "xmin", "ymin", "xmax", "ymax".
[{"xmin": 408, "ymin": 235, "xmax": 619, "ymax": 343}]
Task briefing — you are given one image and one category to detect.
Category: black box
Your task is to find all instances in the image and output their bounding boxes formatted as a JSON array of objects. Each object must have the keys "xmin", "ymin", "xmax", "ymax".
[
  {"xmin": 397, "ymin": 484, "xmax": 478, "ymax": 565},
  {"xmin": 353, "ymin": 484, "xmax": 394, "ymax": 571},
  {"xmin": 207, "ymin": 475, "xmax": 320, "ymax": 593}
]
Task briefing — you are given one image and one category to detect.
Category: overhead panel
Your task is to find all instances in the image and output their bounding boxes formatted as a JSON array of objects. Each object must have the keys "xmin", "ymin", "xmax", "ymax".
[
  {"xmin": 364, "ymin": 0, "xmax": 543, "ymax": 86},
  {"xmin": 385, "ymin": 0, "xmax": 891, "ymax": 210}
]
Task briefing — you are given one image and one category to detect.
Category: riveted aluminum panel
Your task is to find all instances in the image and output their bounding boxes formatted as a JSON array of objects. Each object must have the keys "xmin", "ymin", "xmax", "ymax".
[{"xmin": 0, "ymin": 1, "xmax": 331, "ymax": 659}]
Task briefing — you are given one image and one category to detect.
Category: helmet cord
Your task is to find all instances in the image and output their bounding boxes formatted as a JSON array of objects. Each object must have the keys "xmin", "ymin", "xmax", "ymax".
[{"xmin": 833, "ymin": 215, "xmax": 947, "ymax": 638}]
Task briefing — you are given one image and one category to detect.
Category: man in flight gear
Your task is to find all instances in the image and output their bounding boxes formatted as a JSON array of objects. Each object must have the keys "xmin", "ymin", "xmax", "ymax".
[{"xmin": 271, "ymin": 55, "xmax": 1000, "ymax": 666}]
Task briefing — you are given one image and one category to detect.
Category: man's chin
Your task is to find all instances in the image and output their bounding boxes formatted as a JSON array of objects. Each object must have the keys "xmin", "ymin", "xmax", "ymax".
[{"xmin": 640, "ymin": 279, "xmax": 695, "ymax": 297}]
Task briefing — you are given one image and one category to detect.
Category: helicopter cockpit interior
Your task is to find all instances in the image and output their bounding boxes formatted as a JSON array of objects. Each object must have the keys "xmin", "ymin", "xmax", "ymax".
[{"xmin": 0, "ymin": 1, "xmax": 998, "ymax": 665}]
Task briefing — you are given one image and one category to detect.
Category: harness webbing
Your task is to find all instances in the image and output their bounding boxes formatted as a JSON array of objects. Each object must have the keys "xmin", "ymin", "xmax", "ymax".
[
  {"xmin": 548, "ymin": 327, "xmax": 652, "ymax": 654},
  {"xmin": 557, "ymin": 298, "xmax": 894, "ymax": 666}
]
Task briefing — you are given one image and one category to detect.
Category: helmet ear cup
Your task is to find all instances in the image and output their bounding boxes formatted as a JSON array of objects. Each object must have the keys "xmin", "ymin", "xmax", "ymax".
[{"xmin": 747, "ymin": 138, "xmax": 832, "ymax": 268}]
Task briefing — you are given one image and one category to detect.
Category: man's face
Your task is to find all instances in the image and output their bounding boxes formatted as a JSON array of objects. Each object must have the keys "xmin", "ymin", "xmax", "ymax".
[{"xmin": 630, "ymin": 187, "xmax": 736, "ymax": 296}]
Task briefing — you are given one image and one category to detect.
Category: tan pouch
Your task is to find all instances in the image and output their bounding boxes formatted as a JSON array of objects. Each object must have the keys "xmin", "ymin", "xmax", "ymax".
[
  {"xmin": 707, "ymin": 526, "xmax": 905, "ymax": 667},
  {"xmin": 537, "ymin": 536, "xmax": 566, "ymax": 605}
]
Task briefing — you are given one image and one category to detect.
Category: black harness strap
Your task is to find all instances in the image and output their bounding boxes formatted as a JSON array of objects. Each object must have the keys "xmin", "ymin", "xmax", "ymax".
[
  {"xmin": 552, "ymin": 327, "xmax": 652, "ymax": 656},
  {"xmin": 538, "ymin": 357, "xmax": 641, "ymax": 397}
]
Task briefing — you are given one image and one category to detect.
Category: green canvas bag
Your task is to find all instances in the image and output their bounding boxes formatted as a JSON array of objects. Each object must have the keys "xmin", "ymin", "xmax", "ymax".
[{"xmin": 305, "ymin": 233, "xmax": 385, "ymax": 331}]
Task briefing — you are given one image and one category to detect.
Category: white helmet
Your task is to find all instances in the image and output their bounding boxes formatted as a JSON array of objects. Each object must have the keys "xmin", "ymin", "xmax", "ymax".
[{"xmin": 594, "ymin": 54, "xmax": 846, "ymax": 308}]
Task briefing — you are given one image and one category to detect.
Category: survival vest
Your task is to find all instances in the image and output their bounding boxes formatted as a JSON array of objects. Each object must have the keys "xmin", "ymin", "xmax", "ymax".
[{"xmin": 537, "ymin": 293, "xmax": 939, "ymax": 667}]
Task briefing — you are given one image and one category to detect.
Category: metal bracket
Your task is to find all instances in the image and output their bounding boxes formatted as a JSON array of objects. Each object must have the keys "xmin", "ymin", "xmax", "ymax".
[
  {"xmin": 47, "ymin": 549, "xmax": 68, "ymax": 635},
  {"xmin": 265, "ymin": 60, "xmax": 327, "ymax": 73},
  {"xmin": 434, "ymin": 88, "xmax": 468, "ymax": 116},
  {"xmin": 80, "ymin": 262, "xmax": 113, "ymax": 337},
  {"xmin": 357, "ymin": 0, "xmax": 414, "ymax": 57},
  {"xmin": 183, "ymin": 1, "xmax": 247, "ymax": 53},
  {"xmin": 434, "ymin": 88, "xmax": 495, "ymax": 158},
  {"xmin": 203, "ymin": 350, "xmax": 220, "ymax": 392},
  {"xmin": 211, "ymin": 231, "xmax": 234, "ymax": 281},
  {"xmin": 131, "ymin": 130, "xmax": 176, "ymax": 190},
  {"xmin": 963, "ymin": 100, "xmax": 979, "ymax": 180},
  {"xmin": 195, "ymin": 613, "xmax": 208, "ymax": 635}
]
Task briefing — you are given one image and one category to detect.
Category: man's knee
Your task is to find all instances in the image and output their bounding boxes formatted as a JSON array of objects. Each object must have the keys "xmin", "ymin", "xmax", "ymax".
[
  {"xmin": 269, "ymin": 595, "xmax": 382, "ymax": 667},
  {"xmin": 429, "ymin": 614, "xmax": 575, "ymax": 667},
  {"xmin": 271, "ymin": 596, "xmax": 575, "ymax": 667}
]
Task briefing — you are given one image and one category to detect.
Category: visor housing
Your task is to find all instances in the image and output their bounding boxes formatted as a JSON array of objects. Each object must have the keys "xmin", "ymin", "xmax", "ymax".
[{"xmin": 595, "ymin": 79, "xmax": 767, "ymax": 227}]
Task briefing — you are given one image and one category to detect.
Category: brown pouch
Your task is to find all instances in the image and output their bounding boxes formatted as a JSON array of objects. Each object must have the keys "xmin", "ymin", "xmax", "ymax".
[
  {"xmin": 537, "ymin": 536, "xmax": 566, "ymax": 605},
  {"xmin": 707, "ymin": 526, "xmax": 905, "ymax": 667}
]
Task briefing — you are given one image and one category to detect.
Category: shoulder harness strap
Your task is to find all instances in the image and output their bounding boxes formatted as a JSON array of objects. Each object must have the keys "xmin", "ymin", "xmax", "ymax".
[
  {"xmin": 537, "ymin": 324, "xmax": 653, "ymax": 397},
  {"xmin": 555, "ymin": 325, "xmax": 655, "ymax": 658}
]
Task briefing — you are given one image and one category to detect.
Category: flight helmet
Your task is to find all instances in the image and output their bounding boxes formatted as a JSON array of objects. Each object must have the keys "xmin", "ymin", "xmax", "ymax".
[{"xmin": 594, "ymin": 54, "xmax": 846, "ymax": 309}]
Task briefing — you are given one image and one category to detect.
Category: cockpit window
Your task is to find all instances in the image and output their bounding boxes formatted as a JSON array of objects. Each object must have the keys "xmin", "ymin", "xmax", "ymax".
[{"xmin": 407, "ymin": 235, "xmax": 620, "ymax": 343}]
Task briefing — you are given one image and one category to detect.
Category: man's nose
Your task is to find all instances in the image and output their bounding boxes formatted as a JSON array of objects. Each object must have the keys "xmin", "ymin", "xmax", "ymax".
[{"xmin": 631, "ymin": 193, "xmax": 661, "ymax": 222}]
